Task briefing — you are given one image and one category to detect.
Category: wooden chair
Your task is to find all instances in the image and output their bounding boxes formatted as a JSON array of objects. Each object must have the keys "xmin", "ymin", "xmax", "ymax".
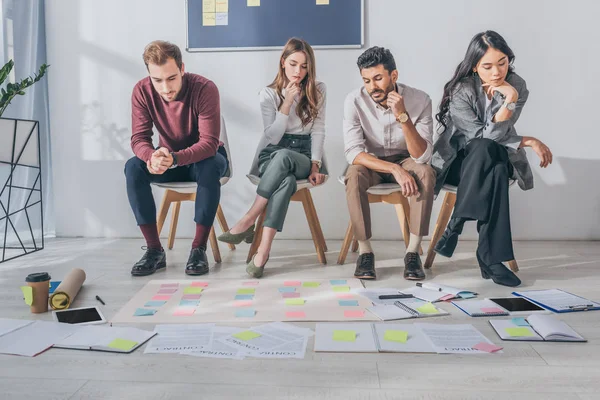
[
  {"xmin": 337, "ymin": 176, "xmax": 423, "ymax": 265},
  {"xmin": 424, "ymin": 183, "xmax": 519, "ymax": 272},
  {"xmin": 152, "ymin": 116, "xmax": 234, "ymax": 263}
]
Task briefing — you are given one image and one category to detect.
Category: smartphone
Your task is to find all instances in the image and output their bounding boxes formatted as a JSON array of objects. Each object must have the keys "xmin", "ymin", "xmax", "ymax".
[{"xmin": 52, "ymin": 306, "xmax": 107, "ymax": 325}]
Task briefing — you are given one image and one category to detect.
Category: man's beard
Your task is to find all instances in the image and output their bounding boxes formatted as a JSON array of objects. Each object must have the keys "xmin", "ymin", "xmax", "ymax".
[{"xmin": 369, "ymin": 84, "xmax": 394, "ymax": 106}]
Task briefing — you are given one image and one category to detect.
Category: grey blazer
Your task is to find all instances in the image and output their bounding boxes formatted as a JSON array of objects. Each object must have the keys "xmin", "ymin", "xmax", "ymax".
[{"xmin": 431, "ymin": 72, "xmax": 533, "ymax": 195}]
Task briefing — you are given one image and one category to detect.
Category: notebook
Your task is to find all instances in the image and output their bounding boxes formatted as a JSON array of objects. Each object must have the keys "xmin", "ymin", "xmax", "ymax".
[
  {"xmin": 452, "ymin": 299, "xmax": 510, "ymax": 317},
  {"xmin": 512, "ymin": 289, "xmax": 600, "ymax": 313},
  {"xmin": 400, "ymin": 282, "xmax": 477, "ymax": 302},
  {"xmin": 489, "ymin": 314, "xmax": 586, "ymax": 342},
  {"xmin": 53, "ymin": 325, "xmax": 157, "ymax": 353},
  {"xmin": 367, "ymin": 298, "xmax": 449, "ymax": 321}
]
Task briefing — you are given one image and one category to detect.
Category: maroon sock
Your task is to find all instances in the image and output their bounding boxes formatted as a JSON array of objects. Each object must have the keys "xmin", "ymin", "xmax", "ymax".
[
  {"xmin": 192, "ymin": 224, "xmax": 210, "ymax": 249},
  {"xmin": 140, "ymin": 223, "xmax": 162, "ymax": 250}
]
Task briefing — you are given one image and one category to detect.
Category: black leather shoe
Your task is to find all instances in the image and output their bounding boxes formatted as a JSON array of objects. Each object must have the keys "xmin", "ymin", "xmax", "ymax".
[
  {"xmin": 185, "ymin": 247, "xmax": 209, "ymax": 276},
  {"xmin": 131, "ymin": 247, "xmax": 166, "ymax": 276},
  {"xmin": 476, "ymin": 252, "xmax": 521, "ymax": 287},
  {"xmin": 354, "ymin": 252, "xmax": 376, "ymax": 280},
  {"xmin": 403, "ymin": 252, "xmax": 426, "ymax": 280},
  {"xmin": 434, "ymin": 217, "xmax": 465, "ymax": 258}
]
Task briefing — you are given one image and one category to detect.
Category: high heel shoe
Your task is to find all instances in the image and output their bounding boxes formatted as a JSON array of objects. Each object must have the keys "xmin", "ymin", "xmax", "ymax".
[
  {"xmin": 476, "ymin": 251, "xmax": 521, "ymax": 287},
  {"xmin": 218, "ymin": 224, "xmax": 255, "ymax": 245},
  {"xmin": 246, "ymin": 253, "xmax": 269, "ymax": 279},
  {"xmin": 434, "ymin": 217, "xmax": 466, "ymax": 257}
]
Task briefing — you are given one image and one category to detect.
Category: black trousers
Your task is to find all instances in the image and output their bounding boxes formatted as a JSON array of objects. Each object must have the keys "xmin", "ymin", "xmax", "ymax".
[
  {"xmin": 445, "ymin": 138, "xmax": 515, "ymax": 266},
  {"xmin": 124, "ymin": 146, "xmax": 228, "ymax": 227}
]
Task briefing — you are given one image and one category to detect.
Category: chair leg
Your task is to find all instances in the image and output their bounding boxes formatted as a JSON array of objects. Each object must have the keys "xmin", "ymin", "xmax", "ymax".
[
  {"xmin": 156, "ymin": 190, "xmax": 173, "ymax": 235},
  {"xmin": 393, "ymin": 198, "xmax": 412, "ymax": 251},
  {"xmin": 508, "ymin": 259, "xmax": 519, "ymax": 272},
  {"xmin": 167, "ymin": 201, "xmax": 181, "ymax": 250},
  {"xmin": 337, "ymin": 221, "xmax": 354, "ymax": 265},
  {"xmin": 351, "ymin": 239, "xmax": 358, "ymax": 253},
  {"xmin": 424, "ymin": 192, "xmax": 457, "ymax": 269},
  {"xmin": 215, "ymin": 204, "xmax": 235, "ymax": 251},
  {"xmin": 246, "ymin": 209, "xmax": 266, "ymax": 263},
  {"xmin": 208, "ymin": 225, "xmax": 221, "ymax": 263},
  {"xmin": 300, "ymin": 189, "xmax": 327, "ymax": 264},
  {"xmin": 306, "ymin": 190, "xmax": 328, "ymax": 252}
]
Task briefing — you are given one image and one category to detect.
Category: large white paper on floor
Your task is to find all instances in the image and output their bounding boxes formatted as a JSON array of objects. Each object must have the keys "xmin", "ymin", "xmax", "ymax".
[
  {"xmin": 144, "ymin": 323, "xmax": 215, "ymax": 354},
  {"xmin": 314, "ymin": 323, "xmax": 378, "ymax": 353},
  {"xmin": 0, "ymin": 318, "xmax": 34, "ymax": 338},
  {"xmin": 373, "ymin": 323, "xmax": 436, "ymax": 353},
  {"xmin": 111, "ymin": 279, "xmax": 376, "ymax": 324},
  {"xmin": 0, "ymin": 321, "xmax": 78, "ymax": 357},
  {"xmin": 415, "ymin": 323, "xmax": 500, "ymax": 354}
]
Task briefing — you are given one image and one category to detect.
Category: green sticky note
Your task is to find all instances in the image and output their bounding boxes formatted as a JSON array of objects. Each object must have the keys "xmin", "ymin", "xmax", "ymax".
[
  {"xmin": 233, "ymin": 330, "xmax": 262, "ymax": 341},
  {"xmin": 332, "ymin": 286, "xmax": 350, "ymax": 292},
  {"xmin": 285, "ymin": 298, "xmax": 305, "ymax": 306},
  {"xmin": 183, "ymin": 287, "xmax": 203, "ymax": 294},
  {"xmin": 237, "ymin": 288, "xmax": 255, "ymax": 295},
  {"xmin": 107, "ymin": 338, "xmax": 138, "ymax": 351},
  {"xmin": 333, "ymin": 330, "xmax": 356, "ymax": 342},
  {"xmin": 384, "ymin": 330, "xmax": 408, "ymax": 343},
  {"xmin": 505, "ymin": 327, "xmax": 535, "ymax": 337},
  {"xmin": 20, "ymin": 286, "xmax": 33, "ymax": 306},
  {"xmin": 302, "ymin": 282, "xmax": 320, "ymax": 288},
  {"xmin": 416, "ymin": 302, "xmax": 439, "ymax": 314}
]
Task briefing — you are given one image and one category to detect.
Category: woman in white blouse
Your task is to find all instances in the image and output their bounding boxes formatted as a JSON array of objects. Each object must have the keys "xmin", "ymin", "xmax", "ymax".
[{"xmin": 218, "ymin": 38, "xmax": 326, "ymax": 278}]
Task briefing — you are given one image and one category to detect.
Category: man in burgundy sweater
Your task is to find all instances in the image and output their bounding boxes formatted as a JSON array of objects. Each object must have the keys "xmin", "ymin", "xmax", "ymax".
[{"xmin": 125, "ymin": 40, "xmax": 228, "ymax": 276}]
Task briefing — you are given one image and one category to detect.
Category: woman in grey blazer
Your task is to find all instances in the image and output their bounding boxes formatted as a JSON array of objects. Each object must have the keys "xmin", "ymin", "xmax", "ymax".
[{"xmin": 431, "ymin": 31, "xmax": 552, "ymax": 287}]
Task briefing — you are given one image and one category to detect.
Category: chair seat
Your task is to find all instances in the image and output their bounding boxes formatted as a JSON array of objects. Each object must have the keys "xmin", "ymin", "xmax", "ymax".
[
  {"xmin": 152, "ymin": 177, "xmax": 230, "ymax": 193},
  {"xmin": 337, "ymin": 175, "xmax": 403, "ymax": 196},
  {"xmin": 441, "ymin": 179, "xmax": 516, "ymax": 194},
  {"xmin": 247, "ymin": 174, "xmax": 328, "ymax": 191}
]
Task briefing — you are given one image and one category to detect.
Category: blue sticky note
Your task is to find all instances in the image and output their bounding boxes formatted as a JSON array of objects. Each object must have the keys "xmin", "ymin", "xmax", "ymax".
[
  {"xmin": 278, "ymin": 287, "xmax": 296, "ymax": 293},
  {"xmin": 235, "ymin": 308, "xmax": 256, "ymax": 318},
  {"xmin": 459, "ymin": 292, "xmax": 476, "ymax": 299},
  {"xmin": 144, "ymin": 301, "xmax": 167, "ymax": 307},
  {"xmin": 339, "ymin": 300, "xmax": 359, "ymax": 306},
  {"xmin": 330, "ymin": 280, "xmax": 347, "ymax": 286},
  {"xmin": 179, "ymin": 300, "xmax": 199, "ymax": 307},
  {"xmin": 49, "ymin": 281, "xmax": 61, "ymax": 294},
  {"xmin": 134, "ymin": 308, "xmax": 157, "ymax": 316},
  {"xmin": 512, "ymin": 317, "xmax": 529, "ymax": 326},
  {"xmin": 235, "ymin": 294, "xmax": 254, "ymax": 300}
]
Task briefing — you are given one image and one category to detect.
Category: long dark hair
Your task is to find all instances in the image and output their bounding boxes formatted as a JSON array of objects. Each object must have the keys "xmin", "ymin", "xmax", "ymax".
[{"xmin": 436, "ymin": 31, "xmax": 515, "ymax": 132}]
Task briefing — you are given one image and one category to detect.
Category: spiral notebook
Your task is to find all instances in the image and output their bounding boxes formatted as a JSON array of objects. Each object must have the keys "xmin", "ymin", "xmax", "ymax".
[
  {"xmin": 452, "ymin": 299, "xmax": 510, "ymax": 317},
  {"xmin": 367, "ymin": 298, "xmax": 449, "ymax": 321}
]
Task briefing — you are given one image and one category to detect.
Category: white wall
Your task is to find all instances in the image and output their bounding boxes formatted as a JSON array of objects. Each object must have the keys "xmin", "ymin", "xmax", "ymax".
[{"xmin": 46, "ymin": 0, "xmax": 600, "ymax": 240}]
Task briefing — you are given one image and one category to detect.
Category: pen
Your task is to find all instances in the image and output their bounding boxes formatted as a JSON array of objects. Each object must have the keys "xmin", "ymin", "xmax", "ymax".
[
  {"xmin": 568, "ymin": 304, "xmax": 594, "ymax": 309},
  {"xmin": 416, "ymin": 283, "xmax": 442, "ymax": 291},
  {"xmin": 378, "ymin": 294, "xmax": 414, "ymax": 299},
  {"xmin": 95, "ymin": 295, "xmax": 106, "ymax": 305}
]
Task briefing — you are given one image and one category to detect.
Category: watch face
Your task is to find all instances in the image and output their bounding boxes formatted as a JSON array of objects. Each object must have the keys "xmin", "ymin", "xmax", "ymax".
[
  {"xmin": 506, "ymin": 102, "xmax": 516, "ymax": 111},
  {"xmin": 397, "ymin": 113, "xmax": 409, "ymax": 123}
]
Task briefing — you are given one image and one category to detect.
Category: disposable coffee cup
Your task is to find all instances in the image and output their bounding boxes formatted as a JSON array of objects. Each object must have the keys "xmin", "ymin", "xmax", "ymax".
[{"xmin": 25, "ymin": 272, "xmax": 51, "ymax": 313}]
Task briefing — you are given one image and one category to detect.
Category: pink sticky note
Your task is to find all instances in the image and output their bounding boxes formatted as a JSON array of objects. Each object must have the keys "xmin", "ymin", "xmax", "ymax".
[
  {"xmin": 336, "ymin": 293, "xmax": 354, "ymax": 299},
  {"xmin": 173, "ymin": 307, "xmax": 195, "ymax": 316},
  {"xmin": 191, "ymin": 281, "xmax": 209, "ymax": 287},
  {"xmin": 473, "ymin": 342, "xmax": 503, "ymax": 353},
  {"xmin": 286, "ymin": 311, "xmax": 306, "ymax": 318},
  {"xmin": 481, "ymin": 307, "xmax": 505, "ymax": 314},
  {"xmin": 282, "ymin": 292, "xmax": 301, "ymax": 298},
  {"xmin": 439, "ymin": 294, "xmax": 455, "ymax": 301},
  {"xmin": 182, "ymin": 294, "xmax": 201, "ymax": 300},
  {"xmin": 243, "ymin": 281, "xmax": 260, "ymax": 286},
  {"xmin": 157, "ymin": 288, "xmax": 178, "ymax": 294},
  {"xmin": 344, "ymin": 310, "xmax": 365, "ymax": 318},
  {"xmin": 234, "ymin": 300, "xmax": 253, "ymax": 307},
  {"xmin": 152, "ymin": 295, "xmax": 171, "ymax": 301},
  {"xmin": 284, "ymin": 281, "xmax": 302, "ymax": 287},
  {"xmin": 160, "ymin": 283, "xmax": 179, "ymax": 288}
]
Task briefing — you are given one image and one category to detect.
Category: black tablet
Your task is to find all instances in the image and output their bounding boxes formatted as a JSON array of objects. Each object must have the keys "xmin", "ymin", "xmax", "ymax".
[{"xmin": 489, "ymin": 297, "xmax": 545, "ymax": 312}]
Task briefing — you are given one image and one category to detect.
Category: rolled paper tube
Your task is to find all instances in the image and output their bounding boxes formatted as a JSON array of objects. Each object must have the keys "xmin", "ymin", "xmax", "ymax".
[{"xmin": 49, "ymin": 268, "xmax": 86, "ymax": 310}]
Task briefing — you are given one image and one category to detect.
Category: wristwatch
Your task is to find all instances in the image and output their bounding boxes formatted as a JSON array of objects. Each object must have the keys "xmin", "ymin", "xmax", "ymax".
[
  {"xmin": 169, "ymin": 152, "xmax": 178, "ymax": 169},
  {"xmin": 396, "ymin": 111, "xmax": 409, "ymax": 124},
  {"xmin": 503, "ymin": 101, "xmax": 516, "ymax": 111}
]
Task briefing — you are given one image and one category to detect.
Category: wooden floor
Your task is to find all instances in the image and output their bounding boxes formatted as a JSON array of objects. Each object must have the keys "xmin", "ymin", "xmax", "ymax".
[{"xmin": 1, "ymin": 238, "xmax": 599, "ymax": 400}]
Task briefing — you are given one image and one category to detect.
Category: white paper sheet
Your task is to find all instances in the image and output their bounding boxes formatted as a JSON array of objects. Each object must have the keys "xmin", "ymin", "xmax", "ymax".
[
  {"xmin": 0, "ymin": 321, "xmax": 77, "ymax": 357},
  {"xmin": 144, "ymin": 323, "xmax": 214, "ymax": 354},
  {"xmin": 416, "ymin": 323, "xmax": 499, "ymax": 354},
  {"xmin": 314, "ymin": 323, "xmax": 378, "ymax": 353},
  {"xmin": 373, "ymin": 323, "xmax": 436, "ymax": 353},
  {"xmin": 183, "ymin": 326, "xmax": 246, "ymax": 359},
  {"xmin": 218, "ymin": 322, "xmax": 309, "ymax": 353},
  {"xmin": 0, "ymin": 318, "xmax": 34, "ymax": 338}
]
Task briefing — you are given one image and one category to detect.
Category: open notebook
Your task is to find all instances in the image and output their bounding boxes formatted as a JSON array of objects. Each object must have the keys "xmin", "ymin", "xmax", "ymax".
[
  {"xmin": 54, "ymin": 325, "xmax": 157, "ymax": 353},
  {"xmin": 489, "ymin": 314, "xmax": 586, "ymax": 342},
  {"xmin": 400, "ymin": 282, "xmax": 477, "ymax": 302},
  {"xmin": 367, "ymin": 298, "xmax": 449, "ymax": 321},
  {"xmin": 452, "ymin": 299, "xmax": 510, "ymax": 317}
]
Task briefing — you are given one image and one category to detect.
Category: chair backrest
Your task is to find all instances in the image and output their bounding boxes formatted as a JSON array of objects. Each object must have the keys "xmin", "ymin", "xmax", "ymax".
[{"xmin": 220, "ymin": 115, "xmax": 233, "ymax": 179}]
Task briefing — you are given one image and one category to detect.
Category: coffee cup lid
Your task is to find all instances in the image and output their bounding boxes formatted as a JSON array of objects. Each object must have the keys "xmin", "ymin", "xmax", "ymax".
[{"xmin": 25, "ymin": 272, "xmax": 51, "ymax": 282}]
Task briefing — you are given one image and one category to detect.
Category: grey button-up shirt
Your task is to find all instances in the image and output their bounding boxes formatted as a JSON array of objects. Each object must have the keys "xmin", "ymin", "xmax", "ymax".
[
  {"xmin": 343, "ymin": 83, "xmax": 433, "ymax": 165},
  {"xmin": 431, "ymin": 72, "xmax": 534, "ymax": 195}
]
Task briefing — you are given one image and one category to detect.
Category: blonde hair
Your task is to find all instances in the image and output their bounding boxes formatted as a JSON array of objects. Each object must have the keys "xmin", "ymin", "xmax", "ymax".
[
  {"xmin": 269, "ymin": 38, "xmax": 321, "ymax": 126},
  {"xmin": 143, "ymin": 40, "xmax": 183, "ymax": 70}
]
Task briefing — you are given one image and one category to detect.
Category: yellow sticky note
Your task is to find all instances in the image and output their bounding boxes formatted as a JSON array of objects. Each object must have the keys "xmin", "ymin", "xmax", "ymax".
[
  {"xmin": 237, "ymin": 288, "xmax": 255, "ymax": 295},
  {"xmin": 285, "ymin": 299, "xmax": 305, "ymax": 306},
  {"xmin": 107, "ymin": 338, "xmax": 138, "ymax": 351},
  {"xmin": 384, "ymin": 330, "xmax": 408, "ymax": 343},
  {"xmin": 20, "ymin": 286, "xmax": 33, "ymax": 306},
  {"xmin": 247, "ymin": 0, "xmax": 260, "ymax": 6},
  {"xmin": 505, "ymin": 327, "xmax": 535, "ymax": 337},
  {"xmin": 184, "ymin": 286, "xmax": 203, "ymax": 294},
  {"xmin": 332, "ymin": 286, "xmax": 350, "ymax": 292},
  {"xmin": 202, "ymin": 13, "xmax": 216, "ymax": 26},
  {"xmin": 416, "ymin": 302, "xmax": 439, "ymax": 315},
  {"xmin": 302, "ymin": 282, "xmax": 320, "ymax": 288},
  {"xmin": 316, "ymin": 0, "xmax": 330, "ymax": 4},
  {"xmin": 216, "ymin": 0, "xmax": 228, "ymax": 12},
  {"xmin": 203, "ymin": 0, "xmax": 216, "ymax": 12},
  {"xmin": 333, "ymin": 330, "xmax": 356, "ymax": 342},
  {"xmin": 233, "ymin": 330, "xmax": 261, "ymax": 341}
]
